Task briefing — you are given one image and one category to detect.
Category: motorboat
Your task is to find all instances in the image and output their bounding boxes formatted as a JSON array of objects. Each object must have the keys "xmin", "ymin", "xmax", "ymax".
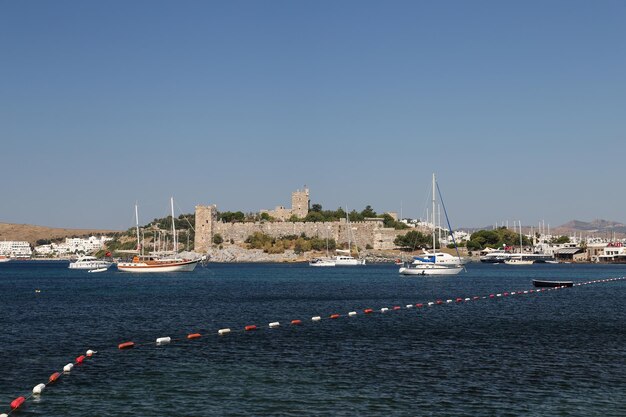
[
  {"xmin": 68, "ymin": 256, "xmax": 112, "ymax": 270},
  {"xmin": 334, "ymin": 252, "xmax": 366, "ymax": 266},
  {"xmin": 411, "ymin": 251, "xmax": 468, "ymax": 266},
  {"xmin": 0, "ymin": 255, "xmax": 10, "ymax": 263}
]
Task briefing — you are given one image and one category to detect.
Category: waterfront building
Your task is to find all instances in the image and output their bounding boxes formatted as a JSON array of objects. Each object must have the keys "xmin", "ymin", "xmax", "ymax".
[{"xmin": 0, "ymin": 241, "xmax": 32, "ymax": 258}]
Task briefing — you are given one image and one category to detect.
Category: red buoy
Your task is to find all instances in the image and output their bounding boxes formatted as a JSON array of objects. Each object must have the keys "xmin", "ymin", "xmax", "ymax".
[
  {"xmin": 291, "ymin": 319, "xmax": 302, "ymax": 325},
  {"xmin": 118, "ymin": 341, "xmax": 135, "ymax": 350},
  {"xmin": 393, "ymin": 306, "xmax": 401, "ymax": 310},
  {"xmin": 11, "ymin": 396, "xmax": 26, "ymax": 410},
  {"xmin": 75, "ymin": 355, "xmax": 86, "ymax": 364},
  {"xmin": 49, "ymin": 372, "xmax": 60, "ymax": 383},
  {"xmin": 473, "ymin": 296, "xmax": 479, "ymax": 300},
  {"xmin": 503, "ymin": 292, "xmax": 509, "ymax": 296},
  {"xmin": 187, "ymin": 333, "xmax": 202, "ymax": 339},
  {"xmin": 455, "ymin": 298, "xmax": 463, "ymax": 303},
  {"xmin": 245, "ymin": 325, "xmax": 257, "ymax": 331},
  {"xmin": 415, "ymin": 303, "xmax": 423, "ymax": 308},
  {"xmin": 489, "ymin": 294, "xmax": 495, "ymax": 298},
  {"xmin": 330, "ymin": 314, "xmax": 340, "ymax": 319},
  {"xmin": 364, "ymin": 308, "xmax": 373, "ymax": 314},
  {"xmin": 436, "ymin": 300, "xmax": 443, "ymax": 305}
]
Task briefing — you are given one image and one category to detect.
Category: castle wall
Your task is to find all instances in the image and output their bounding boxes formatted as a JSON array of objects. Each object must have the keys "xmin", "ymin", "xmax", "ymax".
[{"xmin": 195, "ymin": 203, "xmax": 408, "ymax": 251}]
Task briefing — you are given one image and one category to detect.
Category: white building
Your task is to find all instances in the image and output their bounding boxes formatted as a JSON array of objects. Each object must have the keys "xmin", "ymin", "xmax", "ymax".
[
  {"xmin": 0, "ymin": 241, "xmax": 33, "ymax": 258},
  {"xmin": 34, "ymin": 236, "xmax": 113, "ymax": 256}
]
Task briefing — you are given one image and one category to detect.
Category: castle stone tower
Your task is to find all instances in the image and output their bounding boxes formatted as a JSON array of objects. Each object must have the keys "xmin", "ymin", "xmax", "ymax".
[
  {"xmin": 291, "ymin": 187, "xmax": 310, "ymax": 219},
  {"xmin": 194, "ymin": 204, "xmax": 217, "ymax": 253}
]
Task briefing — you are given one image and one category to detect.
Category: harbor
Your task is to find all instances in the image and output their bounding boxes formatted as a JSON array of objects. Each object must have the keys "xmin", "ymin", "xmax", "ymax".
[{"xmin": 1, "ymin": 261, "xmax": 625, "ymax": 415}]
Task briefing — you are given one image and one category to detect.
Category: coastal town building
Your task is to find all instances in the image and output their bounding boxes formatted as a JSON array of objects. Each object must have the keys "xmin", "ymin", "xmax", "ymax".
[
  {"xmin": 0, "ymin": 241, "xmax": 32, "ymax": 258},
  {"xmin": 34, "ymin": 236, "xmax": 112, "ymax": 256}
]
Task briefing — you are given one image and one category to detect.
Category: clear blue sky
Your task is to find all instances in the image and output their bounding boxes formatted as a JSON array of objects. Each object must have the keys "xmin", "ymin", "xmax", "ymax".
[{"xmin": 1, "ymin": 1, "xmax": 625, "ymax": 230}]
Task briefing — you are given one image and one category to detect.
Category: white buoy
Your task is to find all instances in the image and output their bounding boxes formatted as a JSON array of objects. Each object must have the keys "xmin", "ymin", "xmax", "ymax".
[
  {"xmin": 348, "ymin": 311, "xmax": 357, "ymax": 317},
  {"xmin": 464, "ymin": 298, "xmax": 470, "ymax": 301},
  {"xmin": 33, "ymin": 383, "xmax": 46, "ymax": 395},
  {"xmin": 380, "ymin": 307, "xmax": 389, "ymax": 313},
  {"xmin": 446, "ymin": 299, "xmax": 453, "ymax": 303},
  {"xmin": 156, "ymin": 337, "xmax": 171, "ymax": 345},
  {"xmin": 218, "ymin": 328, "xmax": 231, "ymax": 335},
  {"xmin": 269, "ymin": 322, "xmax": 280, "ymax": 328},
  {"xmin": 86, "ymin": 349, "xmax": 96, "ymax": 357},
  {"xmin": 405, "ymin": 304, "xmax": 413, "ymax": 309},
  {"xmin": 63, "ymin": 363, "xmax": 74, "ymax": 373},
  {"xmin": 1, "ymin": 413, "xmax": 9, "ymax": 417},
  {"xmin": 428, "ymin": 302, "xmax": 434, "ymax": 306},
  {"xmin": 496, "ymin": 293, "xmax": 502, "ymax": 297},
  {"xmin": 312, "ymin": 316, "xmax": 321, "ymax": 321}
]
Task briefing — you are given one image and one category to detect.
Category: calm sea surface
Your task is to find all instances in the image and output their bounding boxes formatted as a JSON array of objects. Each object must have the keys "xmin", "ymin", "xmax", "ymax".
[{"xmin": 1, "ymin": 261, "xmax": 625, "ymax": 416}]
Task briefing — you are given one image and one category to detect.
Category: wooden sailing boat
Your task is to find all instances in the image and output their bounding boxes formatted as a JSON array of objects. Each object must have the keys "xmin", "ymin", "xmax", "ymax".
[{"xmin": 116, "ymin": 198, "xmax": 200, "ymax": 273}]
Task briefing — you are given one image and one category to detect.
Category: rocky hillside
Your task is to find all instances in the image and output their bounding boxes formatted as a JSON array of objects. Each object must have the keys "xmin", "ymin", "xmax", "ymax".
[
  {"xmin": 0, "ymin": 222, "xmax": 120, "ymax": 245},
  {"xmin": 554, "ymin": 219, "xmax": 626, "ymax": 235}
]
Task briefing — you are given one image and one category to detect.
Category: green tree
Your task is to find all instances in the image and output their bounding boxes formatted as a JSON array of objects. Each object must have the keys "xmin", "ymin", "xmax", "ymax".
[
  {"xmin": 361, "ymin": 205, "xmax": 377, "ymax": 218},
  {"xmin": 311, "ymin": 203, "xmax": 323, "ymax": 212},
  {"xmin": 394, "ymin": 231, "xmax": 431, "ymax": 250}
]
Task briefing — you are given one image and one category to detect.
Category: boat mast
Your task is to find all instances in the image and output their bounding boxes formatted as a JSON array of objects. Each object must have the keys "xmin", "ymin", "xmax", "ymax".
[
  {"xmin": 432, "ymin": 173, "xmax": 436, "ymax": 254},
  {"xmin": 135, "ymin": 202, "xmax": 141, "ymax": 255},
  {"xmin": 171, "ymin": 197, "xmax": 177, "ymax": 254}
]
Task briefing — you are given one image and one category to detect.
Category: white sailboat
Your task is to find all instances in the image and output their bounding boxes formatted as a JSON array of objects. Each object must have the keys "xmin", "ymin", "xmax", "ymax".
[
  {"xmin": 333, "ymin": 208, "xmax": 365, "ymax": 266},
  {"xmin": 116, "ymin": 198, "xmax": 201, "ymax": 273},
  {"xmin": 399, "ymin": 173, "xmax": 463, "ymax": 276},
  {"xmin": 504, "ymin": 221, "xmax": 534, "ymax": 265},
  {"xmin": 309, "ymin": 227, "xmax": 336, "ymax": 267}
]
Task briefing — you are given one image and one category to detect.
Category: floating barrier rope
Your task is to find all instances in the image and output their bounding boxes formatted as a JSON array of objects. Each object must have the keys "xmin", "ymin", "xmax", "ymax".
[{"xmin": 2, "ymin": 276, "xmax": 624, "ymax": 416}]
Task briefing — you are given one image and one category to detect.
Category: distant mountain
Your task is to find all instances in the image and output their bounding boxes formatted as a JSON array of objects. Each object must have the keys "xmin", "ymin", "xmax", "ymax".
[
  {"xmin": 554, "ymin": 219, "xmax": 626, "ymax": 236},
  {"xmin": 0, "ymin": 222, "xmax": 120, "ymax": 245}
]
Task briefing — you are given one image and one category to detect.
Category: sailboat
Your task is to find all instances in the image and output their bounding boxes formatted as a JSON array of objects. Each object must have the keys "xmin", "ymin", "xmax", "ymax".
[
  {"xmin": 399, "ymin": 173, "xmax": 463, "ymax": 276},
  {"xmin": 309, "ymin": 227, "xmax": 336, "ymax": 267},
  {"xmin": 116, "ymin": 198, "xmax": 201, "ymax": 273},
  {"xmin": 333, "ymin": 208, "xmax": 365, "ymax": 266},
  {"xmin": 504, "ymin": 221, "xmax": 534, "ymax": 265}
]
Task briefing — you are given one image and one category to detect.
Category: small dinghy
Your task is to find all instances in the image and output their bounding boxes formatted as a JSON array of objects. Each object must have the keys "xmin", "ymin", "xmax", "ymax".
[
  {"xmin": 532, "ymin": 279, "xmax": 574, "ymax": 288},
  {"xmin": 88, "ymin": 267, "xmax": 109, "ymax": 273}
]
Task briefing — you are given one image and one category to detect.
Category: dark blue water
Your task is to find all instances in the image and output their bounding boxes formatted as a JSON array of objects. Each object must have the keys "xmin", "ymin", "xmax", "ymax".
[{"xmin": 1, "ymin": 261, "xmax": 625, "ymax": 416}]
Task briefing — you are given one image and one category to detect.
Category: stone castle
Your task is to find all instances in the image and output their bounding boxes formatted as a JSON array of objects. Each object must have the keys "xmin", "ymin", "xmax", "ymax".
[{"xmin": 194, "ymin": 188, "xmax": 405, "ymax": 253}]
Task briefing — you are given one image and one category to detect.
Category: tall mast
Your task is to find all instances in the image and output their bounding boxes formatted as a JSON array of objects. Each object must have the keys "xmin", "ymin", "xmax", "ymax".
[
  {"xmin": 171, "ymin": 197, "xmax": 177, "ymax": 253},
  {"xmin": 135, "ymin": 202, "xmax": 141, "ymax": 255},
  {"xmin": 432, "ymin": 173, "xmax": 436, "ymax": 252}
]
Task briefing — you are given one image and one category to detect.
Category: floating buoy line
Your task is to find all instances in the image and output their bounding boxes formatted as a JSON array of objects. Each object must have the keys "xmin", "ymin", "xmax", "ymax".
[{"xmin": 2, "ymin": 276, "xmax": 624, "ymax": 416}]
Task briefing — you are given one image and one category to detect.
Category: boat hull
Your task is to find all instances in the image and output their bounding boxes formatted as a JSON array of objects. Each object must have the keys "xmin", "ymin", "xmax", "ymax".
[
  {"xmin": 399, "ymin": 265, "xmax": 463, "ymax": 276},
  {"xmin": 532, "ymin": 280, "xmax": 574, "ymax": 288},
  {"xmin": 116, "ymin": 259, "xmax": 199, "ymax": 273}
]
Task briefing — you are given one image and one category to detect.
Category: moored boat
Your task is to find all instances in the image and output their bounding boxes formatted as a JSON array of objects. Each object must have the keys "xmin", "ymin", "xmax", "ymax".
[
  {"xmin": 116, "ymin": 198, "xmax": 201, "ymax": 273},
  {"xmin": 69, "ymin": 256, "xmax": 112, "ymax": 270},
  {"xmin": 309, "ymin": 257, "xmax": 336, "ymax": 267},
  {"xmin": 398, "ymin": 173, "xmax": 463, "ymax": 276},
  {"xmin": 532, "ymin": 279, "xmax": 574, "ymax": 288}
]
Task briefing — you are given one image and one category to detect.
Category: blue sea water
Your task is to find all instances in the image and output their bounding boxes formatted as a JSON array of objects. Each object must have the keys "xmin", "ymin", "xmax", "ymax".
[{"xmin": 0, "ymin": 261, "xmax": 625, "ymax": 416}]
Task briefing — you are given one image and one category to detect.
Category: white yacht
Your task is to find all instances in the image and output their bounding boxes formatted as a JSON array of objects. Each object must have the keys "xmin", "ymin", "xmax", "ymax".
[
  {"xmin": 334, "ymin": 250, "xmax": 366, "ymax": 266},
  {"xmin": 68, "ymin": 256, "xmax": 113, "ymax": 270}
]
